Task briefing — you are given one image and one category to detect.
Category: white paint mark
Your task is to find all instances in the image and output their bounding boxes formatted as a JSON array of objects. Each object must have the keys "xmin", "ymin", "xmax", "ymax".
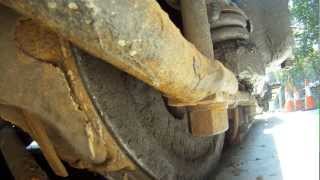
[
  {"xmin": 118, "ymin": 40, "xmax": 126, "ymax": 47},
  {"xmin": 68, "ymin": 2, "xmax": 79, "ymax": 10},
  {"xmin": 129, "ymin": 50, "xmax": 137, "ymax": 57}
]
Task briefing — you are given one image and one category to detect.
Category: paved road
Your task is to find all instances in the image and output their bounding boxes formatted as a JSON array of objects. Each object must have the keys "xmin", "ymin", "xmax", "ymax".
[{"xmin": 215, "ymin": 110, "xmax": 319, "ymax": 180}]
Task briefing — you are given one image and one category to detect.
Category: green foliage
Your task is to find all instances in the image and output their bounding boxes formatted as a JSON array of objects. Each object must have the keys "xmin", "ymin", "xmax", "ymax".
[{"xmin": 282, "ymin": 0, "xmax": 320, "ymax": 87}]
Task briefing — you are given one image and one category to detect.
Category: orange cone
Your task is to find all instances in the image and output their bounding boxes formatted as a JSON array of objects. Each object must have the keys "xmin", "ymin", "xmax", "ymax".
[
  {"xmin": 294, "ymin": 88, "xmax": 304, "ymax": 111},
  {"xmin": 284, "ymin": 86, "xmax": 294, "ymax": 112},
  {"xmin": 305, "ymin": 80, "xmax": 316, "ymax": 110}
]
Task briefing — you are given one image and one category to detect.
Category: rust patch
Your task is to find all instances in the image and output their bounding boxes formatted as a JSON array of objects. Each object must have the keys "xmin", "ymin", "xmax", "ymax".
[
  {"xmin": 2, "ymin": 0, "xmax": 238, "ymax": 104},
  {"xmin": 15, "ymin": 19, "xmax": 63, "ymax": 63},
  {"xmin": 189, "ymin": 102, "xmax": 229, "ymax": 137},
  {"xmin": 2, "ymin": 15, "xmax": 135, "ymax": 176},
  {"xmin": 23, "ymin": 111, "xmax": 68, "ymax": 177},
  {"xmin": 59, "ymin": 40, "xmax": 135, "ymax": 171}
]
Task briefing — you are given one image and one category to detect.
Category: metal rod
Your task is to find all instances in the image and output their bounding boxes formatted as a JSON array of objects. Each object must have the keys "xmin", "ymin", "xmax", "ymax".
[
  {"xmin": 0, "ymin": 0, "xmax": 237, "ymax": 104},
  {"xmin": 23, "ymin": 112, "xmax": 68, "ymax": 177},
  {"xmin": 180, "ymin": 0, "xmax": 215, "ymax": 59},
  {"xmin": 180, "ymin": 0, "xmax": 229, "ymax": 136}
]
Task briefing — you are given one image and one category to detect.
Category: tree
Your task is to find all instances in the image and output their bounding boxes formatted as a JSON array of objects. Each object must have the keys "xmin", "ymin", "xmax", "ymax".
[{"xmin": 283, "ymin": 0, "xmax": 320, "ymax": 87}]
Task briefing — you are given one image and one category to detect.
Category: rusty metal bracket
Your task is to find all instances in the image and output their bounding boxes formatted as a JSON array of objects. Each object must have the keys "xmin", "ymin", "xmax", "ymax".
[
  {"xmin": 0, "ymin": 0, "xmax": 238, "ymax": 104},
  {"xmin": 179, "ymin": 0, "xmax": 229, "ymax": 136},
  {"xmin": 23, "ymin": 112, "xmax": 68, "ymax": 177},
  {"xmin": 0, "ymin": 8, "xmax": 135, "ymax": 177}
]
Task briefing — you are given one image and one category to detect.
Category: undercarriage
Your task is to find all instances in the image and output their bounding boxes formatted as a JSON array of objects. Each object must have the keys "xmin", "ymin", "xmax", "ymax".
[{"xmin": 0, "ymin": 0, "xmax": 291, "ymax": 179}]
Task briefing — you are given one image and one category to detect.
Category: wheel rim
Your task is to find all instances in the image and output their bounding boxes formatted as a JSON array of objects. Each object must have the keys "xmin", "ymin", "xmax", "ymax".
[{"xmin": 73, "ymin": 48, "xmax": 224, "ymax": 179}]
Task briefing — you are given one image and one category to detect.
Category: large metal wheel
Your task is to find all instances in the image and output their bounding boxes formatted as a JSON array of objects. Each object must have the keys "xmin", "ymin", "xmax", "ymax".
[
  {"xmin": 73, "ymin": 48, "xmax": 225, "ymax": 180},
  {"xmin": 226, "ymin": 105, "xmax": 256, "ymax": 145},
  {"xmin": 0, "ymin": 5, "xmax": 225, "ymax": 179}
]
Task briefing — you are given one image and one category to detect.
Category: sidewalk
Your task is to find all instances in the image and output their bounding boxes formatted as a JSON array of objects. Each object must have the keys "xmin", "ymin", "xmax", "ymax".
[{"xmin": 215, "ymin": 110, "xmax": 319, "ymax": 180}]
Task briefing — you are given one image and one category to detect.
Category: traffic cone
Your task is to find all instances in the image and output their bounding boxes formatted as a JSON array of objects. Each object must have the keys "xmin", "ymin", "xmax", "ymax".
[
  {"xmin": 284, "ymin": 86, "xmax": 294, "ymax": 112},
  {"xmin": 293, "ymin": 88, "xmax": 304, "ymax": 111},
  {"xmin": 305, "ymin": 80, "xmax": 316, "ymax": 110}
]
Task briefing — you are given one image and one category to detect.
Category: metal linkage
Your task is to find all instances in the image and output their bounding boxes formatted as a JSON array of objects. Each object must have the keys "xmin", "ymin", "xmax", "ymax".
[
  {"xmin": 180, "ymin": 0, "xmax": 215, "ymax": 60},
  {"xmin": 0, "ymin": 0, "xmax": 237, "ymax": 104},
  {"xmin": 0, "ymin": 8, "xmax": 135, "ymax": 176},
  {"xmin": 23, "ymin": 112, "xmax": 68, "ymax": 177},
  {"xmin": 180, "ymin": 0, "xmax": 229, "ymax": 136}
]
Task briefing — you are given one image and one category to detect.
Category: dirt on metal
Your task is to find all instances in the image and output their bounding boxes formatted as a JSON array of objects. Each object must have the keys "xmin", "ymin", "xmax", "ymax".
[
  {"xmin": 0, "ymin": 0, "xmax": 238, "ymax": 104},
  {"xmin": 0, "ymin": 7, "xmax": 135, "ymax": 177},
  {"xmin": 15, "ymin": 19, "xmax": 63, "ymax": 63}
]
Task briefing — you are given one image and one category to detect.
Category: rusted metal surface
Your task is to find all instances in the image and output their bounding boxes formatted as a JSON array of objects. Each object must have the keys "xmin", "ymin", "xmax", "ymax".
[
  {"xmin": 179, "ymin": 0, "xmax": 229, "ymax": 136},
  {"xmin": 189, "ymin": 103, "xmax": 229, "ymax": 137},
  {"xmin": 0, "ymin": 7, "xmax": 135, "ymax": 177},
  {"xmin": 74, "ymin": 46, "xmax": 226, "ymax": 179},
  {"xmin": 23, "ymin": 112, "xmax": 68, "ymax": 177},
  {"xmin": 226, "ymin": 105, "xmax": 257, "ymax": 145},
  {"xmin": 171, "ymin": 90, "xmax": 256, "ymax": 136},
  {"xmin": 15, "ymin": 19, "xmax": 63, "ymax": 63},
  {"xmin": 57, "ymin": 39, "xmax": 137, "ymax": 173},
  {"xmin": 180, "ymin": 0, "xmax": 214, "ymax": 59},
  {"xmin": 0, "ymin": 0, "xmax": 238, "ymax": 104},
  {"xmin": 226, "ymin": 107, "xmax": 240, "ymax": 144},
  {"xmin": 0, "ymin": 120, "xmax": 48, "ymax": 180}
]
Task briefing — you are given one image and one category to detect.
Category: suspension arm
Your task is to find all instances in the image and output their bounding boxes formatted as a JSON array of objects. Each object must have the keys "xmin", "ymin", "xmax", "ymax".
[{"xmin": 0, "ymin": 0, "xmax": 238, "ymax": 103}]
